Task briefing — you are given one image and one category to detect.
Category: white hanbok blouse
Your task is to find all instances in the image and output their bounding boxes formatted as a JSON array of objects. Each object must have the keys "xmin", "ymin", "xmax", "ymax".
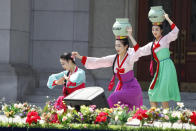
[
  {"xmin": 82, "ymin": 47, "xmax": 139, "ymax": 74},
  {"xmin": 135, "ymin": 24, "xmax": 179, "ymax": 57}
]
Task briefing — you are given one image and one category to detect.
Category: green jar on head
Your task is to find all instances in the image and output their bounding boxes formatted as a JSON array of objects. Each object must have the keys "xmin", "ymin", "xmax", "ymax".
[
  {"xmin": 148, "ymin": 6, "xmax": 165, "ymax": 23},
  {"xmin": 112, "ymin": 18, "xmax": 131, "ymax": 36}
]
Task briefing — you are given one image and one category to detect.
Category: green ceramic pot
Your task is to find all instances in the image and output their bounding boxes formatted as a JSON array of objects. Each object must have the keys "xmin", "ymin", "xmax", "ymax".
[
  {"xmin": 148, "ymin": 6, "xmax": 165, "ymax": 23},
  {"xmin": 112, "ymin": 18, "xmax": 131, "ymax": 36}
]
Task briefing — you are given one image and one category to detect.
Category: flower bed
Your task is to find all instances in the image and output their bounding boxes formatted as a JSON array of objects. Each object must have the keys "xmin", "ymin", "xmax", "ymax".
[
  {"xmin": 0, "ymin": 123, "xmax": 195, "ymax": 131},
  {"xmin": 0, "ymin": 101, "xmax": 196, "ymax": 130}
]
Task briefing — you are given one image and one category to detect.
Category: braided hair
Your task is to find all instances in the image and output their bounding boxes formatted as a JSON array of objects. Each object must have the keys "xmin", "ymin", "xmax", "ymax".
[{"xmin": 151, "ymin": 22, "xmax": 165, "ymax": 58}]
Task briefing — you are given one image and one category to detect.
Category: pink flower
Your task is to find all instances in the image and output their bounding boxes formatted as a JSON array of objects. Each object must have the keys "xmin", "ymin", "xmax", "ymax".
[
  {"xmin": 164, "ymin": 115, "xmax": 169, "ymax": 120},
  {"xmin": 90, "ymin": 105, "xmax": 96, "ymax": 110},
  {"xmin": 127, "ymin": 117, "xmax": 133, "ymax": 122},
  {"xmin": 62, "ymin": 116, "xmax": 67, "ymax": 122}
]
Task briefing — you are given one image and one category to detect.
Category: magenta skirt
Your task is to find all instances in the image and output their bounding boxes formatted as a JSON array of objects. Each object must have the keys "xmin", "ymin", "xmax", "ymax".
[{"xmin": 107, "ymin": 70, "xmax": 143, "ymax": 110}]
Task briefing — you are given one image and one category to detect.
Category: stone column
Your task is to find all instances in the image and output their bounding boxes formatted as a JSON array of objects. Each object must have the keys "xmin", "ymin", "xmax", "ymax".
[{"xmin": 0, "ymin": 0, "xmax": 36, "ymax": 102}]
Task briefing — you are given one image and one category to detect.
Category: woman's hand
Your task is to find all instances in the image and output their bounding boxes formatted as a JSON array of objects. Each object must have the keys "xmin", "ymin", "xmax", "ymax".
[
  {"xmin": 64, "ymin": 74, "xmax": 69, "ymax": 81},
  {"xmin": 72, "ymin": 52, "xmax": 82, "ymax": 60},
  {"xmin": 55, "ymin": 77, "xmax": 66, "ymax": 85},
  {"xmin": 127, "ymin": 26, "xmax": 133, "ymax": 36},
  {"xmin": 127, "ymin": 26, "xmax": 137, "ymax": 46},
  {"xmin": 164, "ymin": 13, "xmax": 173, "ymax": 25},
  {"xmin": 164, "ymin": 13, "xmax": 169, "ymax": 21}
]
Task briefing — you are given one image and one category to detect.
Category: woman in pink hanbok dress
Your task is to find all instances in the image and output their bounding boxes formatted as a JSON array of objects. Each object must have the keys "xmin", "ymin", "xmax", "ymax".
[
  {"xmin": 127, "ymin": 14, "xmax": 181, "ymax": 109},
  {"xmin": 72, "ymin": 37, "xmax": 143, "ymax": 109}
]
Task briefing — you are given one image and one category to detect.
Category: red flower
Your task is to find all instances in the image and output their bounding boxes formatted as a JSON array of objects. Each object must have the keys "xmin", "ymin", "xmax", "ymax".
[
  {"xmin": 26, "ymin": 111, "xmax": 41, "ymax": 125},
  {"xmin": 137, "ymin": 115, "xmax": 143, "ymax": 121},
  {"xmin": 95, "ymin": 112, "xmax": 108, "ymax": 123},
  {"xmin": 49, "ymin": 113, "xmax": 59, "ymax": 123},
  {"xmin": 141, "ymin": 112, "xmax": 148, "ymax": 118},
  {"xmin": 99, "ymin": 112, "xmax": 108, "ymax": 117},
  {"xmin": 190, "ymin": 112, "xmax": 196, "ymax": 125},
  {"xmin": 95, "ymin": 116, "xmax": 100, "ymax": 122},
  {"xmin": 132, "ymin": 108, "xmax": 148, "ymax": 121},
  {"xmin": 101, "ymin": 116, "xmax": 107, "ymax": 122}
]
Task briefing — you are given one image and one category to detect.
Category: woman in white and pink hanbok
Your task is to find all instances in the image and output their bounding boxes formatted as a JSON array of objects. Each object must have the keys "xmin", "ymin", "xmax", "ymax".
[
  {"xmin": 128, "ymin": 14, "xmax": 181, "ymax": 109},
  {"xmin": 72, "ymin": 37, "xmax": 143, "ymax": 109}
]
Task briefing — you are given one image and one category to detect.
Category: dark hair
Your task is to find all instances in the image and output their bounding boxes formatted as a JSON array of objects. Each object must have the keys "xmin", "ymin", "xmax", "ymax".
[
  {"xmin": 152, "ymin": 24, "xmax": 163, "ymax": 30},
  {"xmin": 152, "ymin": 20, "xmax": 171, "ymax": 36},
  {"xmin": 150, "ymin": 24, "xmax": 166, "ymax": 72},
  {"xmin": 151, "ymin": 20, "xmax": 171, "ymax": 61},
  {"xmin": 60, "ymin": 52, "xmax": 75, "ymax": 86},
  {"xmin": 150, "ymin": 20, "xmax": 171, "ymax": 76},
  {"xmin": 112, "ymin": 38, "xmax": 130, "ymax": 75},
  {"xmin": 60, "ymin": 53, "xmax": 76, "ymax": 64},
  {"xmin": 151, "ymin": 39, "xmax": 155, "ymax": 61},
  {"xmin": 116, "ymin": 37, "xmax": 130, "ymax": 48}
]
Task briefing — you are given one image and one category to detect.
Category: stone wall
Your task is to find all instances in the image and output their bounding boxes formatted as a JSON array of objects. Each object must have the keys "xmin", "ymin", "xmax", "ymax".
[
  {"xmin": 30, "ymin": 0, "xmax": 90, "ymax": 88},
  {"xmin": 0, "ymin": 0, "xmax": 34, "ymax": 101}
]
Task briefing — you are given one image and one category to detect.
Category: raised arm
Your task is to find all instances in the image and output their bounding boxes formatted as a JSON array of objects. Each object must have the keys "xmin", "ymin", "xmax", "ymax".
[
  {"xmin": 127, "ymin": 26, "xmax": 138, "ymax": 47},
  {"xmin": 162, "ymin": 13, "xmax": 179, "ymax": 43},
  {"xmin": 127, "ymin": 27, "xmax": 152, "ymax": 59},
  {"xmin": 165, "ymin": 13, "xmax": 173, "ymax": 25},
  {"xmin": 72, "ymin": 52, "xmax": 116, "ymax": 69}
]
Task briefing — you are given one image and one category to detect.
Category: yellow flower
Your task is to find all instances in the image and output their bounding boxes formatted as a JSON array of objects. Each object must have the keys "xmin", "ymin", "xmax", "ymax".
[
  {"xmin": 150, "ymin": 107, "xmax": 156, "ymax": 111},
  {"xmin": 10, "ymin": 111, "xmax": 14, "ymax": 115},
  {"xmin": 5, "ymin": 112, "xmax": 9, "ymax": 117},
  {"xmin": 109, "ymin": 109, "xmax": 113, "ymax": 113}
]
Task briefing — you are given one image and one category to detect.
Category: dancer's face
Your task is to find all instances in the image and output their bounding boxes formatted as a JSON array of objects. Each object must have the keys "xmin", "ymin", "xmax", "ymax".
[
  {"xmin": 60, "ymin": 58, "xmax": 71, "ymax": 70},
  {"xmin": 152, "ymin": 26, "xmax": 163, "ymax": 39},
  {"xmin": 115, "ymin": 40, "xmax": 128, "ymax": 55}
]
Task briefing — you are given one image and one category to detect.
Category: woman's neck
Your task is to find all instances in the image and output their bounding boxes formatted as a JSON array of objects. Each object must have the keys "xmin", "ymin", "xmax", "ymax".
[
  {"xmin": 70, "ymin": 64, "xmax": 76, "ymax": 73},
  {"xmin": 155, "ymin": 35, "xmax": 162, "ymax": 41},
  {"xmin": 119, "ymin": 51, "xmax": 127, "ymax": 60}
]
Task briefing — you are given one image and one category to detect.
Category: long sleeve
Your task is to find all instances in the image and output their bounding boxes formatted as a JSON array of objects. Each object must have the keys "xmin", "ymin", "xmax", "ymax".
[
  {"xmin": 162, "ymin": 24, "xmax": 179, "ymax": 45},
  {"xmin": 81, "ymin": 55, "xmax": 116, "ymax": 69},
  {"xmin": 129, "ymin": 42, "xmax": 152, "ymax": 60},
  {"xmin": 127, "ymin": 48, "xmax": 140, "ymax": 62},
  {"xmin": 47, "ymin": 71, "xmax": 68, "ymax": 89}
]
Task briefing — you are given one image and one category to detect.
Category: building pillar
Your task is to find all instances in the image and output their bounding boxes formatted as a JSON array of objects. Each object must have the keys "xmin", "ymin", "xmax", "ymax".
[{"xmin": 0, "ymin": 0, "xmax": 36, "ymax": 102}]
